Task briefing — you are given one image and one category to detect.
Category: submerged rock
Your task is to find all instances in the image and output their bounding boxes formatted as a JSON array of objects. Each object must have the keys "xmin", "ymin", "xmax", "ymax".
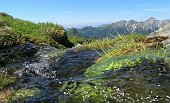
[
  {"xmin": 1, "ymin": 42, "xmax": 169, "ymax": 102},
  {"xmin": 50, "ymin": 49, "xmax": 100, "ymax": 78},
  {"xmin": 0, "ymin": 43, "xmax": 38, "ymax": 67}
]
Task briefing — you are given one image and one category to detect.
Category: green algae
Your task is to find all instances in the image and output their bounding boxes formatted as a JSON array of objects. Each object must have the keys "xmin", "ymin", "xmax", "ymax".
[
  {"xmin": 85, "ymin": 54, "xmax": 162, "ymax": 78},
  {"xmin": 0, "ymin": 73, "xmax": 16, "ymax": 89},
  {"xmin": 72, "ymin": 84, "xmax": 112, "ymax": 103},
  {"xmin": 7, "ymin": 88, "xmax": 40, "ymax": 102},
  {"xmin": 60, "ymin": 80, "xmax": 113, "ymax": 103}
]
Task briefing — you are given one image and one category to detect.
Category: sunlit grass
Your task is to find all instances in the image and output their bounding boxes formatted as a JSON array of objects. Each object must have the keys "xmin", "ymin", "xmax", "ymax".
[
  {"xmin": 83, "ymin": 37, "xmax": 115, "ymax": 50},
  {"xmin": 99, "ymin": 34, "xmax": 166, "ymax": 60},
  {"xmin": 84, "ymin": 34, "xmax": 168, "ymax": 77},
  {"xmin": 0, "ymin": 13, "xmax": 67, "ymax": 48}
]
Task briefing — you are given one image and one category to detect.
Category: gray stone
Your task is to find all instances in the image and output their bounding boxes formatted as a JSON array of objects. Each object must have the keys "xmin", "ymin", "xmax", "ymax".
[{"xmin": 148, "ymin": 23, "xmax": 170, "ymax": 47}]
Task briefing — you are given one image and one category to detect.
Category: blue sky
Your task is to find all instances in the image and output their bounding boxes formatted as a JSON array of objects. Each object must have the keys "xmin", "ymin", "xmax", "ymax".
[{"xmin": 0, "ymin": 0, "xmax": 170, "ymax": 28}]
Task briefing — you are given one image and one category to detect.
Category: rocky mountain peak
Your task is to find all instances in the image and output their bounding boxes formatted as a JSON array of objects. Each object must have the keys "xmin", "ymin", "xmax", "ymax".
[
  {"xmin": 148, "ymin": 17, "xmax": 156, "ymax": 21},
  {"xmin": 146, "ymin": 17, "xmax": 157, "ymax": 23},
  {"xmin": 70, "ymin": 18, "xmax": 170, "ymax": 38}
]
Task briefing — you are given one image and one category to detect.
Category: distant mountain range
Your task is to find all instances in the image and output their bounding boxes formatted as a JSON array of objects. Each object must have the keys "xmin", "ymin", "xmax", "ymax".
[
  {"xmin": 67, "ymin": 28, "xmax": 84, "ymax": 37},
  {"xmin": 67, "ymin": 18, "xmax": 170, "ymax": 38}
]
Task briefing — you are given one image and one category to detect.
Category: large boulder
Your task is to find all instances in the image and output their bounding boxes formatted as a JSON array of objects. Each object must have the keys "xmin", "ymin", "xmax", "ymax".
[{"xmin": 148, "ymin": 23, "xmax": 170, "ymax": 47}]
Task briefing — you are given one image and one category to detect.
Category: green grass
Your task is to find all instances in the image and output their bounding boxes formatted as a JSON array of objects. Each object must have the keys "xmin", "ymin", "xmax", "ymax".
[
  {"xmin": 68, "ymin": 35, "xmax": 89, "ymax": 44},
  {"xmin": 84, "ymin": 34, "xmax": 167, "ymax": 77},
  {"xmin": 83, "ymin": 37, "xmax": 115, "ymax": 50},
  {"xmin": 0, "ymin": 12, "xmax": 70, "ymax": 48}
]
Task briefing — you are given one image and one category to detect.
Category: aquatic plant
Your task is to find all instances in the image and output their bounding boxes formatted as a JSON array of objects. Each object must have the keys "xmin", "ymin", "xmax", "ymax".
[
  {"xmin": 0, "ymin": 73, "xmax": 16, "ymax": 89},
  {"xmin": 7, "ymin": 88, "xmax": 40, "ymax": 102}
]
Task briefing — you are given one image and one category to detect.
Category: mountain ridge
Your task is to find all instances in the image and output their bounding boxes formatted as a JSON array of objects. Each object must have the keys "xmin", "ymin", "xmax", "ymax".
[{"xmin": 69, "ymin": 18, "xmax": 170, "ymax": 38}]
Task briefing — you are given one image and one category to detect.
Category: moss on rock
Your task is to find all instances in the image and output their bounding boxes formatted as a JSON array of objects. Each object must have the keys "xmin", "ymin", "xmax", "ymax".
[
  {"xmin": 85, "ymin": 54, "xmax": 160, "ymax": 77},
  {"xmin": 0, "ymin": 73, "xmax": 16, "ymax": 89},
  {"xmin": 7, "ymin": 88, "xmax": 40, "ymax": 102}
]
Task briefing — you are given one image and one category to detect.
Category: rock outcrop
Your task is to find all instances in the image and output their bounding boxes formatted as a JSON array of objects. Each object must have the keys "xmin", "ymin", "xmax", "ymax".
[{"xmin": 148, "ymin": 23, "xmax": 170, "ymax": 47}]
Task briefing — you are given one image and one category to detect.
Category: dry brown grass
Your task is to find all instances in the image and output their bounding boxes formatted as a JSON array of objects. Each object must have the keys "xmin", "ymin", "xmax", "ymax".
[{"xmin": 0, "ymin": 89, "xmax": 13, "ymax": 102}]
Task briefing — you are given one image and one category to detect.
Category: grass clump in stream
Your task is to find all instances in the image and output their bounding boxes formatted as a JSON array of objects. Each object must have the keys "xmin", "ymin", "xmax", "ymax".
[{"xmin": 84, "ymin": 34, "xmax": 167, "ymax": 77}]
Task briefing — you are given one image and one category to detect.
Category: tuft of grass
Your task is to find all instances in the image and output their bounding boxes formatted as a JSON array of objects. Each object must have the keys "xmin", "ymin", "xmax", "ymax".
[
  {"xmin": 83, "ymin": 37, "xmax": 115, "ymax": 50},
  {"xmin": 84, "ymin": 34, "xmax": 167, "ymax": 77},
  {"xmin": 100, "ymin": 34, "xmax": 166, "ymax": 60}
]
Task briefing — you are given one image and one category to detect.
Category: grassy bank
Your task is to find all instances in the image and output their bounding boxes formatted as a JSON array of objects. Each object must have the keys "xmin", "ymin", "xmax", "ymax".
[{"xmin": 0, "ymin": 12, "xmax": 73, "ymax": 48}]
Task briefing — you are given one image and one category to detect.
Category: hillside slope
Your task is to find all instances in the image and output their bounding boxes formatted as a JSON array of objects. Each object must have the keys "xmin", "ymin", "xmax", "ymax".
[{"xmin": 0, "ymin": 12, "xmax": 74, "ymax": 48}]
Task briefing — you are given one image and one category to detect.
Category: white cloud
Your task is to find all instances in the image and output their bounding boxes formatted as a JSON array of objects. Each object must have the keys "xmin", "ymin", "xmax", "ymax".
[
  {"xmin": 64, "ymin": 10, "xmax": 76, "ymax": 14},
  {"xmin": 144, "ymin": 8, "xmax": 170, "ymax": 12},
  {"xmin": 138, "ymin": 3, "xmax": 151, "ymax": 7},
  {"xmin": 114, "ymin": 11, "xmax": 134, "ymax": 14}
]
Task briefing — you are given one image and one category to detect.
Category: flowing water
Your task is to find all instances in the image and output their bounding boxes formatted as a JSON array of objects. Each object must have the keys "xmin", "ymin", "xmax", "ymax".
[{"xmin": 0, "ymin": 44, "xmax": 170, "ymax": 103}]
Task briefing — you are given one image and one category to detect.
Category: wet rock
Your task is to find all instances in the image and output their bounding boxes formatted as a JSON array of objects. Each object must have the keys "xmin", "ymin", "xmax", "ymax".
[
  {"xmin": 100, "ymin": 59, "xmax": 170, "ymax": 102},
  {"xmin": 155, "ymin": 73, "xmax": 170, "ymax": 84},
  {"xmin": 50, "ymin": 50, "xmax": 100, "ymax": 78},
  {"xmin": 0, "ymin": 43, "xmax": 38, "ymax": 67}
]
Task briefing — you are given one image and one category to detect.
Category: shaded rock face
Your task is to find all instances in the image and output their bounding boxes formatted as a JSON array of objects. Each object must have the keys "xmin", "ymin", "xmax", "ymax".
[
  {"xmin": 148, "ymin": 23, "xmax": 170, "ymax": 47},
  {"xmin": 50, "ymin": 30, "xmax": 74, "ymax": 48}
]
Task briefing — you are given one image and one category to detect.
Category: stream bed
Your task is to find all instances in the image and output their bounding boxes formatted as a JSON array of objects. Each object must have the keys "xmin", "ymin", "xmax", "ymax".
[{"xmin": 0, "ymin": 43, "xmax": 170, "ymax": 103}]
